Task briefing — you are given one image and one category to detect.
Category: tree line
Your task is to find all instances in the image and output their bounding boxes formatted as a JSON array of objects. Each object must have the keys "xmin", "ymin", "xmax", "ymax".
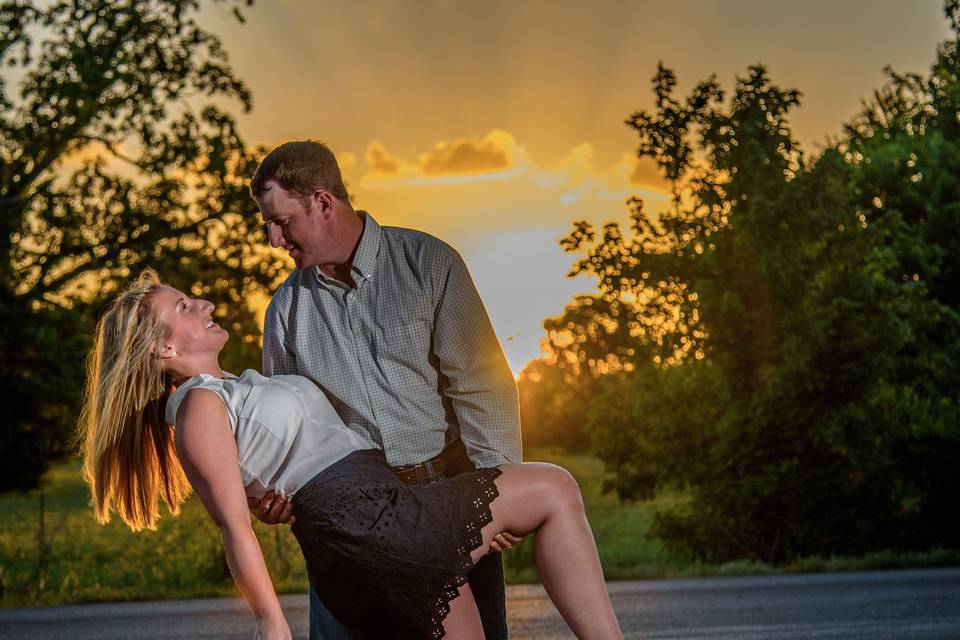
[
  {"xmin": 0, "ymin": 0, "xmax": 283, "ymax": 491},
  {"xmin": 520, "ymin": 1, "xmax": 960, "ymax": 563}
]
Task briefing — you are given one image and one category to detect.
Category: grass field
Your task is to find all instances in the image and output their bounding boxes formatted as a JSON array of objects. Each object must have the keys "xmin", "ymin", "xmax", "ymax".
[{"xmin": 1, "ymin": 448, "xmax": 957, "ymax": 608}]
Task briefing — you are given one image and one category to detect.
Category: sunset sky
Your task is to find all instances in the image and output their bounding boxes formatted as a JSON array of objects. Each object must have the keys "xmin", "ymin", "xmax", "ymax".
[{"xmin": 200, "ymin": 1, "xmax": 951, "ymax": 374}]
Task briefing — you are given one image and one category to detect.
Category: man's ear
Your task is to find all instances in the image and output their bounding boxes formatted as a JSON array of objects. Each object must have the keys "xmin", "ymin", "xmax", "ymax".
[{"xmin": 311, "ymin": 190, "xmax": 334, "ymax": 217}]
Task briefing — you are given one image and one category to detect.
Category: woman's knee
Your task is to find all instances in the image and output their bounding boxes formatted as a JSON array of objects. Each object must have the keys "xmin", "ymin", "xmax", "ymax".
[{"xmin": 530, "ymin": 463, "xmax": 584, "ymax": 515}]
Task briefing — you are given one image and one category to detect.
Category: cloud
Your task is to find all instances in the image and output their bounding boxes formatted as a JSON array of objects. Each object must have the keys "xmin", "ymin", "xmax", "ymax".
[
  {"xmin": 358, "ymin": 130, "xmax": 533, "ymax": 190},
  {"xmin": 365, "ymin": 141, "xmax": 400, "ymax": 174},
  {"xmin": 551, "ymin": 142, "xmax": 596, "ymax": 172},
  {"xmin": 629, "ymin": 156, "xmax": 667, "ymax": 189},
  {"xmin": 352, "ymin": 130, "xmax": 671, "ymax": 240},
  {"xmin": 418, "ymin": 130, "xmax": 513, "ymax": 175}
]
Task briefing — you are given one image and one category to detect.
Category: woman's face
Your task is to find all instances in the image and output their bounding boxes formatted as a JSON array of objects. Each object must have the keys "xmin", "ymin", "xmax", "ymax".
[{"xmin": 150, "ymin": 286, "xmax": 228, "ymax": 360}]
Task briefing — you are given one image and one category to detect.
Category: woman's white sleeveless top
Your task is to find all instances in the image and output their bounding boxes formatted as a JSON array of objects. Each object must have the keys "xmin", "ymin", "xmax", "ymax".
[{"xmin": 165, "ymin": 369, "xmax": 374, "ymax": 499}]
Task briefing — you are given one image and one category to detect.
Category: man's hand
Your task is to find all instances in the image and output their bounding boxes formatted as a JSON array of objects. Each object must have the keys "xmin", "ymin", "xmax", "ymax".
[
  {"xmin": 248, "ymin": 491, "xmax": 296, "ymax": 526},
  {"xmin": 489, "ymin": 531, "xmax": 524, "ymax": 553}
]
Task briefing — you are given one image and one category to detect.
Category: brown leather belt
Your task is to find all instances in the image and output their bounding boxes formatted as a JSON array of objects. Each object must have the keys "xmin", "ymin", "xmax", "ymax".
[{"xmin": 392, "ymin": 442, "xmax": 459, "ymax": 485}]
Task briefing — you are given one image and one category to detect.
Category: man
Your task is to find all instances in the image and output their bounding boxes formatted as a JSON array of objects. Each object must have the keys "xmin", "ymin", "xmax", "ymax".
[{"xmin": 248, "ymin": 140, "xmax": 522, "ymax": 639}]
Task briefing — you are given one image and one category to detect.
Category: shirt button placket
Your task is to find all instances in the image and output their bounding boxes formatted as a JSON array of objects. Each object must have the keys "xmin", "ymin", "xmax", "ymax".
[
  {"xmin": 346, "ymin": 290, "xmax": 361, "ymax": 338},
  {"xmin": 348, "ymin": 283, "xmax": 380, "ymax": 441}
]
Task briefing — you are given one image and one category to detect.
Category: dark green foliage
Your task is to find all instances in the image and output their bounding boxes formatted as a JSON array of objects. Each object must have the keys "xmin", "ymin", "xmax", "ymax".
[
  {"xmin": 531, "ymin": 5, "xmax": 960, "ymax": 562},
  {"xmin": 0, "ymin": 293, "xmax": 90, "ymax": 491},
  {"xmin": 0, "ymin": 0, "xmax": 284, "ymax": 491},
  {"xmin": 517, "ymin": 358, "xmax": 595, "ymax": 451}
]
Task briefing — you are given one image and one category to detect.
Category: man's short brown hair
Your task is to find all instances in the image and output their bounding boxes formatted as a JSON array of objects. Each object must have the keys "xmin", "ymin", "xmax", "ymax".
[{"xmin": 250, "ymin": 140, "xmax": 350, "ymax": 202}]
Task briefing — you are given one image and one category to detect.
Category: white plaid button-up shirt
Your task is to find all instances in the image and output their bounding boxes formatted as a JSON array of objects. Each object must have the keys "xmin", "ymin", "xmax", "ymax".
[{"xmin": 262, "ymin": 211, "xmax": 521, "ymax": 469}]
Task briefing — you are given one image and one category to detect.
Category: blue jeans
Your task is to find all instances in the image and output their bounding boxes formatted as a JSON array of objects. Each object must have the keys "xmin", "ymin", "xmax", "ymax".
[{"xmin": 308, "ymin": 554, "xmax": 508, "ymax": 639}]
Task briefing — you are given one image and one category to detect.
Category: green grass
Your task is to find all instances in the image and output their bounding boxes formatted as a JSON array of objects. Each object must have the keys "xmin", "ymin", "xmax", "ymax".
[
  {"xmin": 502, "ymin": 448, "xmax": 688, "ymax": 583},
  {"xmin": 2, "ymin": 448, "xmax": 957, "ymax": 608},
  {"xmin": 0, "ymin": 461, "xmax": 308, "ymax": 608}
]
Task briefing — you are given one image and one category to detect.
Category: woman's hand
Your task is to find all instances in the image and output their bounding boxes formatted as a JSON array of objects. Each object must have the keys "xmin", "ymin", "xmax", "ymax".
[
  {"xmin": 490, "ymin": 531, "xmax": 524, "ymax": 552},
  {"xmin": 254, "ymin": 614, "xmax": 292, "ymax": 640}
]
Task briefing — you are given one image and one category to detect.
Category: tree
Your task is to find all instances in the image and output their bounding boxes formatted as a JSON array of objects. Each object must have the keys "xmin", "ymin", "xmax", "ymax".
[
  {"xmin": 548, "ymin": 5, "xmax": 960, "ymax": 563},
  {"xmin": 517, "ymin": 345, "xmax": 593, "ymax": 452},
  {"xmin": 0, "ymin": 0, "xmax": 287, "ymax": 491}
]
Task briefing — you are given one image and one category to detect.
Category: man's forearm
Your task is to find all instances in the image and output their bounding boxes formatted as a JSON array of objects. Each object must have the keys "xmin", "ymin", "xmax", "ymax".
[
  {"xmin": 454, "ymin": 382, "xmax": 522, "ymax": 468},
  {"xmin": 432, "ymin": 249, "xmax": 522, "ymax": 467}
]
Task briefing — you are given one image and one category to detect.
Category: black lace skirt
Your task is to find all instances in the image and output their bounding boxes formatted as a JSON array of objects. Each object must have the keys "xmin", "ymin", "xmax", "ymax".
[{"xmin": 290, "ymin": 449, "xmax": 502, "ymax": 639}]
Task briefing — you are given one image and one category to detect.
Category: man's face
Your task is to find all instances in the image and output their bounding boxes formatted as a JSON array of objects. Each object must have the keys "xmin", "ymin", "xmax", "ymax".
[{"xmin": 256, "ymin": 180, "xmax": 334, "ymax": 269}]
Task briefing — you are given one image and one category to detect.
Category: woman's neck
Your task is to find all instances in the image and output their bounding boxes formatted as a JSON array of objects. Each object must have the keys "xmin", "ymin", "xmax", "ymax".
[{"xmin": 168, "ymin": 358, "xmax": 225, "ymax": 386}]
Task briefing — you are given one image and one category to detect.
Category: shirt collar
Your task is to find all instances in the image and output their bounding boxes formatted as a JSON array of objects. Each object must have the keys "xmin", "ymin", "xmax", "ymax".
[
  {"xmin": 350, "ymin": 210, "xmax": 381, "ymax": 282},
  {"xmin": 312, "ymin": 210, "xmax": 382, "ymax": 286}
]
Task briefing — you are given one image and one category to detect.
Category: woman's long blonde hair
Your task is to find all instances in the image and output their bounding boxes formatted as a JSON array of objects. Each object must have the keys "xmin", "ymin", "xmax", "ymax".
[{"xmin": 78, "ymin": 269, "xmax": 192, "ymax": 531}]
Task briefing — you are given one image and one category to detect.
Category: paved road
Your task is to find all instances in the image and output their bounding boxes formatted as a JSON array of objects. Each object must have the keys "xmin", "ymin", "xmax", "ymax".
[{"xmin": 2, "ymin": 568, "xmax": 958, "ymax": 639}]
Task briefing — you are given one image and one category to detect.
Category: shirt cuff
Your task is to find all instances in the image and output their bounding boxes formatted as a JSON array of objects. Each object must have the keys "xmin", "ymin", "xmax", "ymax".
[{"xmin": 471, "ymin": 451, "xmax": 518, "ymax": 469}]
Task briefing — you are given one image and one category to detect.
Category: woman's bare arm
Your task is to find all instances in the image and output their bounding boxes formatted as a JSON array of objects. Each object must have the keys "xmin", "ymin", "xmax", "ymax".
[{"xmin": 174, "ymin": 388, "xmax": 289, "ymax": 637}]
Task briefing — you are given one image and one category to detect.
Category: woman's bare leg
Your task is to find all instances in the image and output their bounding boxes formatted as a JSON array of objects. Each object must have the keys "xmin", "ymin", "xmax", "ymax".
[
  {"xmin": 469, "ymin": 463, "xmax": 622, "ymax": 639},
  {"xmin": 440, "ymin": 581, "xmax": 484, "ymax": 639}
]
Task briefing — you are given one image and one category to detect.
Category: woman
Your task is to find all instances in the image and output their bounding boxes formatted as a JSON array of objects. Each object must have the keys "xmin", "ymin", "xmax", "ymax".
[{"xmin": 79, "ymin": 270, "xmax": 623, "ymax": 639}]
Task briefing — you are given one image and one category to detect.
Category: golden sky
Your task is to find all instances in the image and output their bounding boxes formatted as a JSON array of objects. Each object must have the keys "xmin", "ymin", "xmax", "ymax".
[{"xmin": 202, "ymin": 0, "xmax": 951, "ymax": 374}]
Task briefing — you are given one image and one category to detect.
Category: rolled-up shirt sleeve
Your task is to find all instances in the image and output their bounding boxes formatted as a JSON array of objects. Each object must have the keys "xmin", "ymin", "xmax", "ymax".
[{"xmin": 431, "ymin": 251, "xmax": 522, "ymax": 468}]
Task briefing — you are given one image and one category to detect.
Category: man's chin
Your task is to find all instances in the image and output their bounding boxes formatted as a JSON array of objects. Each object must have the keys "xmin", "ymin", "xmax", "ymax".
[{"xmin": 292, "ymin": 254, "xmax": 318, "ymax": 270}]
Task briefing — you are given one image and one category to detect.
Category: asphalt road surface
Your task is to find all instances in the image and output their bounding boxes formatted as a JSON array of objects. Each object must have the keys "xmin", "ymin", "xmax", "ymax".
[{"xmin": 2, "ymin": 567, "xmax": 958, "ymax": 639}]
